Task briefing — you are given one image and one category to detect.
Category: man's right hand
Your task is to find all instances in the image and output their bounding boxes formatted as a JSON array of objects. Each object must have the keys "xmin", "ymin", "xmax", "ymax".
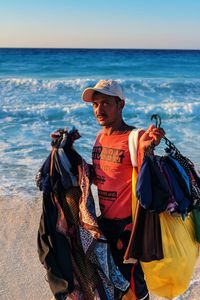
[{"xmin": 139, "ymin": 124, "xmax": 165, "ymax": 152}]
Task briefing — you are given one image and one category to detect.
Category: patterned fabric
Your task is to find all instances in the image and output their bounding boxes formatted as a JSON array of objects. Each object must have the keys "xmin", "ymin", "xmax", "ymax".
[
  {"xmin": 52, "ymin": 171, "xmax": 102, "ymax": 300},
  {"xmin": 37, "ymin": 129, "xmax": 129, "ymax": 300},
  {"xmin": 78, "ymin": 159, "xmax": 130, "ymax": 299},
  {"xmin": 47, "ymin": 128, "xmax": 130, "ymax": 299},
  {"xmin": 79, "ymin": 159, "xmax": 102, "ymax": 239},
  {"xmin": 170, "ymin": 149, "xmax": 200, "ymax": 209}
]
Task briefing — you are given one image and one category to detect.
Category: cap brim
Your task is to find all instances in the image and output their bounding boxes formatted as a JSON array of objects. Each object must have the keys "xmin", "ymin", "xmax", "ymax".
[
  {"xmin": 82, "ymin": 88, "xmax": 96, "ymax": 102},
  {"xmin": 82, "ymin": 87, "xmax": 121, "ymax": 102}
]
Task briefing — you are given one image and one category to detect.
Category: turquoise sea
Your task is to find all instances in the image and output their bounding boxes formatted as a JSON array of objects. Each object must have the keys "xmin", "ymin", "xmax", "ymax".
[{"xmin": 0, "ymin": 48, "xmax": 200, "ymax": 200}]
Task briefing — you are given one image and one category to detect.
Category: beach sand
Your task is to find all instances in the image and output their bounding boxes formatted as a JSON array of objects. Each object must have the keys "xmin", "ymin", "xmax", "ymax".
[
  {"xmin": 0, "ymin": 196, "xmax": 199, "ymax": 300},
  {"xmin": 0, "ymin": 196, "xmax": 52, "ymax": 300}
]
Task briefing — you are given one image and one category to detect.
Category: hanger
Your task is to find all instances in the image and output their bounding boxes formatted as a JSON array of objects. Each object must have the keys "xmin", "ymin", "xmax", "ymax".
[{"xmin": 151, "ymin": 114, "xmax": 180, "ymax": 154}]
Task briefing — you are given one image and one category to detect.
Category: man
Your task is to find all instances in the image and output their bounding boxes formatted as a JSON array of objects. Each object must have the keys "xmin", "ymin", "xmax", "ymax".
[{"xmin": 82, "ymin": 80, "xmax": 165, "ymax": 300}]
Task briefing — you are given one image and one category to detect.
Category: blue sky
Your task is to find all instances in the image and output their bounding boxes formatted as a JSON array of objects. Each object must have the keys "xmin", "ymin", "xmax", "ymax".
[{"xmin": 0, "ymin": 0, "xmax": 199, "ymax": 49}]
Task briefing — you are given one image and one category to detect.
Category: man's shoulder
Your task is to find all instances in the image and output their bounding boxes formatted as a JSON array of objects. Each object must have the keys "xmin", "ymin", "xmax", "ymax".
[
  {"xmin": 116, "ymin": 124, "xmax": 137, "ymax": 134},
  {"xmin": 95, "ymin": 130, "xmax": 103, "ymax": 138},
  {"xmin": 126, "ymin": 125, "xmax": 136, "ymax": 131}
]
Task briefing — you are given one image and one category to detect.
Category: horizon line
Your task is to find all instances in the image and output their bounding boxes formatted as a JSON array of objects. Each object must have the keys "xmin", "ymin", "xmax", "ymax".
[{"xmin": 0, "ymin": 47, "xmax": 200, "ymax": 51}]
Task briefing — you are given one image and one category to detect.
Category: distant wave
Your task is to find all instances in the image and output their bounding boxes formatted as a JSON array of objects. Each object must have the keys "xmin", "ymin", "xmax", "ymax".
[
  {"xmin": 1, "ymin": 76, "xmax": 200, "ymax": 103},
  {"xmin": 1, "ymin": 100, "xmax": 199, "ymax": 122},
  {"xmin": 127, "ymin": 100, "xmax": 200, "ymax": 117},
  {"xmin": 1, "ymin": 77, "xmax": 200, "ymax": 121},
  {"xmin": 0, "ymin": 77, "xmax": 96, "ymax": 93},
  {"xmin": 1, "ymin": 77, "xmax": 200, "ymax": 93}
]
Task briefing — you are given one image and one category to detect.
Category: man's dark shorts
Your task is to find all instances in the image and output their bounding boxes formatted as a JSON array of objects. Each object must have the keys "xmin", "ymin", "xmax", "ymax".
[{"xmin": 98, "ymin": 216, "xmax": 149, "ymax": 300}]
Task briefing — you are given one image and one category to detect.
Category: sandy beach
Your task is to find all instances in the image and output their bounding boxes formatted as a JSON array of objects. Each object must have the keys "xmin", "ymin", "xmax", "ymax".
[
  {"xmin": 0, "ymin": 196, "xmax": 52, "ymax": 300},
  {"xmin": 0, "ymin": 195, "xmax": 199, "ymax": 300}
]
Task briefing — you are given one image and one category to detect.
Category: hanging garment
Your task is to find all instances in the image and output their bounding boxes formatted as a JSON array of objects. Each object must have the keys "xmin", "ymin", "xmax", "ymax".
[
  {"xmin": 37, "ymin": 128, "xmax": 129, "ymax": 300},
  {"xmin": 126, "ymin": 166, "xmax": 199, "ymax": 299},
  {"xmin": 166, "ymin": 156, "xmax": 191, "ymax": 195},
  {"xmin": 37, "ymin": 192, "xmax": 75, "ymax": 299},
  {"xmin": 160, "ymin": 157, "xmax": 191, "ymax": 217},
  {"xmin": 124, "ymin": 123, "xmax": 199, "ymax": 299},
  {"xmin": 125, "ymin": 200, "xmax": 164, "ymax": 262},
  {"xmin": 172, "ymin": 150, "xmax": 200, "ymax": 209},
  {"xmin": 136, "ymin": 155, "xmax": 169, "ymax": 213},
  {"xmin": 192, "ymin": 209, "xmax": 200, "ymax": 243},
  {"xmin": 151, "ymin": 113, "xmax": 200, "ymax": 210}
]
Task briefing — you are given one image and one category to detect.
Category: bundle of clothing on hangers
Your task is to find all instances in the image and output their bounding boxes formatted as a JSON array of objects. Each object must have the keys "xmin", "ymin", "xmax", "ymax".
[
  {"xmin": 128, "ymin": 115, "xmax": 200, "ymax": 264},
  {"xmin": 136, "ymin": 145, "xmax": 200, "ymax": 218},
  {"xmin": 122, "ymin": 115, "xmax": 199, "ymax": 300},
  {"xmin": 36, "ymin": 127, "xmax": 130, "ymax": 300}
]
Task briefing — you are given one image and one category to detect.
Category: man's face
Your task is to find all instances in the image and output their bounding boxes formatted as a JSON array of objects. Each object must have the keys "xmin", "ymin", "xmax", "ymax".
[{"xmin": 92, "ymin": 93, "xmax": 123, "ymax": 127}]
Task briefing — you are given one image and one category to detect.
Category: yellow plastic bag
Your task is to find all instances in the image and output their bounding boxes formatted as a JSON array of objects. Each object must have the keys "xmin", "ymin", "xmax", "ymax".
[{"xmin": 131, "ymin": 168, "xmax": 199, "ymax": 299}]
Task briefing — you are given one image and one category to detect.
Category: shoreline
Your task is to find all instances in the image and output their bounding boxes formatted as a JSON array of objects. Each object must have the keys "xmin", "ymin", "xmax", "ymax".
[{"xmin": 0, "ymin": 197, "xmax": 199, "ymax": 300}]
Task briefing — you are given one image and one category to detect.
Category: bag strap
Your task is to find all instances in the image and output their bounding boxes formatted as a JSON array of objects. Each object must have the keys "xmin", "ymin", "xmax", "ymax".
[{"xmin": 128, "ymin": 128, "xmax": 143, "ymax": 167}]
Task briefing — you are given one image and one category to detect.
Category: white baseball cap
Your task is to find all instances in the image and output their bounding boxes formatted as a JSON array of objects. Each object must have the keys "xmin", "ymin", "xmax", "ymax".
[{"xmin": 82, "ymin": 79, "xmax": 125, "ymax": 102}]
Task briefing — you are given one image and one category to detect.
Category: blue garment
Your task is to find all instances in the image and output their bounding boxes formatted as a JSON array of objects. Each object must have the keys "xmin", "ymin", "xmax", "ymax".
[
  {"xmin": 168, "ymin": 156, "xmax": 191, "ymax": 195},
  {"xmin": 136, "ymin": 156, "xmax": 169, "ymax": 213},
  {"xmin": 162, "ymin": 161, "xmax": 191, "ymax": 215}
]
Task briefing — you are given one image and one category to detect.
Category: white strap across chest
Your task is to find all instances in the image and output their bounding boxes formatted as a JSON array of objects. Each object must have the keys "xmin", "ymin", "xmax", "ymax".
[{"xmin": 128, "ymin": 128, "xmax": 143, "ymax": 167}]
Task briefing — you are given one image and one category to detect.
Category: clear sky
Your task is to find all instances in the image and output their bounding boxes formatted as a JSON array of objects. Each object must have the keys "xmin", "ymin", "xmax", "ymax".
[{"xmin": 0, "ymin": 0, "xmax": 199, "ymax": 49}]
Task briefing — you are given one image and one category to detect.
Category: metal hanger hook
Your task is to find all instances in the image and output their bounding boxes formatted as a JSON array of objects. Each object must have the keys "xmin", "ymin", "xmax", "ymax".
[{"xmin": 151, "ymin": 114, "xmax": 162, "ymax": 128}]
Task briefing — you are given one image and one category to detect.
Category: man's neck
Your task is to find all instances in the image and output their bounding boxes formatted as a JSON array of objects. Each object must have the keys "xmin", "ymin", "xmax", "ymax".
[{"xmin": 102, "ymin": 121, "xmax": 133, "ymax": 136}]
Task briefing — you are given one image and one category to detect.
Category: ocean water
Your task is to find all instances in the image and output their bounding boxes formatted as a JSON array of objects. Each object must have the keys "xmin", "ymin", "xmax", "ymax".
[{"xmin": 0, "ymin": 48, "xmax": 200, "ymax": 201}]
